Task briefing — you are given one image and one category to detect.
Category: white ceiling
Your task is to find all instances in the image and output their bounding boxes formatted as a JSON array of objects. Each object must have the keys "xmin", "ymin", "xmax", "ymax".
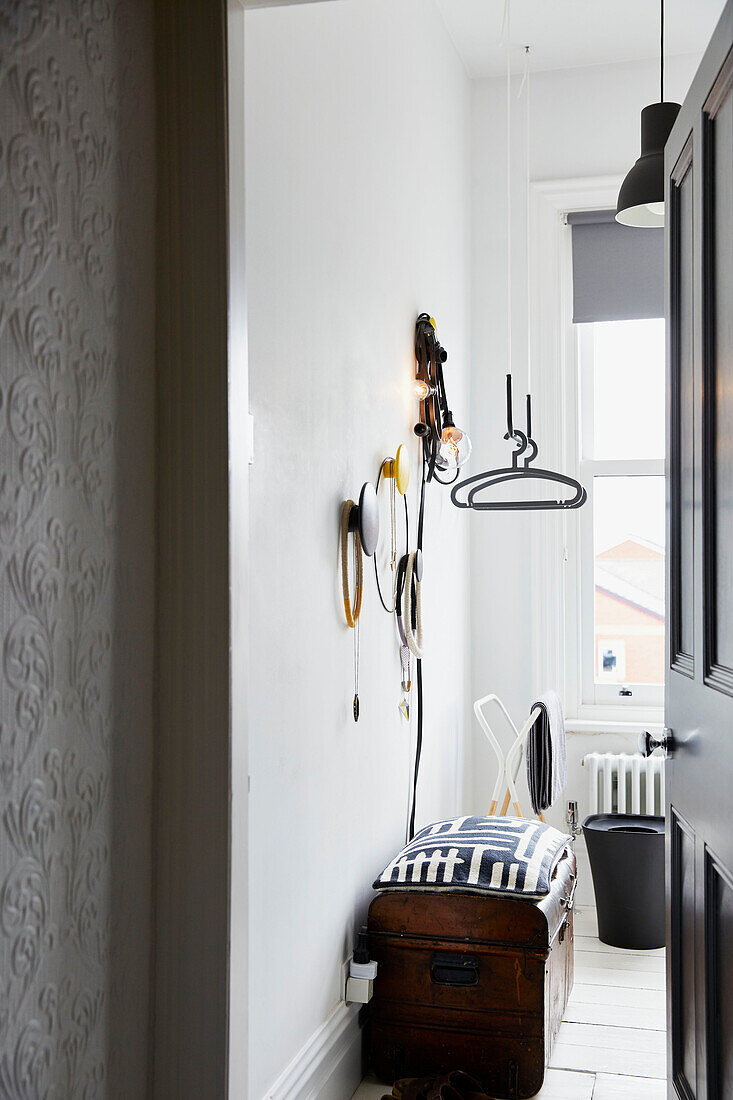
[{"xmin": 434, "ymin": 0, "xmax": 726, "ymax": 78}]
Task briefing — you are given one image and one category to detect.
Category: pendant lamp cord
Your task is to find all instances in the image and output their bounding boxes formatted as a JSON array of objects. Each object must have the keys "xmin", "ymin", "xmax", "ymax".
[
  {"xmin": 655, "ymin": 0, "xmax": 660, "ymax": 102},
  {"xmin": 506, "ymin": 1, "xmax": 534, "ymax": 406},
  {"xmin": 504, "ymin": 2, "xmax": 533, "ymax": 401},
  {"xmin": 409, "ymin": 658, "xmax": 423, "ymax": 841},
  {"xmin": 524, "ymin": 46, "xmax": 531, "ymax": 397},
  {"xmin": 506, "ymin": 11, "xmax": 512, "ymax": 385}
]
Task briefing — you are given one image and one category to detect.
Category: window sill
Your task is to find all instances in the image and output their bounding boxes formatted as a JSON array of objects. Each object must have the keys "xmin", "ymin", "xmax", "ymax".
[{"xmin": 566, "ymin": 715, "xmax": 664, "ymax": 736}]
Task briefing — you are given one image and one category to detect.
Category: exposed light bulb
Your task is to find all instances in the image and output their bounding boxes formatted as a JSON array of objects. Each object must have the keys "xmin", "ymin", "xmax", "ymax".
[
  {"xmin": 442, "ymin": 424, "xmax": 464, "ymax": 445},
  {"xmin": 437, "ymin": 421, "xmax": 472, "ymax": 470},
  {"xmin": 414, "ymin": 379, "xmax": 434, "ymax": 400}
]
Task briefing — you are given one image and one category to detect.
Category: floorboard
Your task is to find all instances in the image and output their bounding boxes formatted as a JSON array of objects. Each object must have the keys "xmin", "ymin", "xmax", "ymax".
[
  {"xmin": 550, "ymin": 1040, "xmax": 666, "ymax": 1078},
  {"xmin": 568, "ymin": 982, "xmax": 666, "ymax": 1010},
  {"xmin": 563, "ymin": 996, "xmax": 666, "ymax": 1031},
  {"xmin": 575, "ymin": 934, "xmax": 665, "ymax": 959},
  {"xmin": 574, "ymin": 963, "xmax": 665, "ymax": 990},
  {"xmin": 593, "ymin": 1072, "xmax": 668, "ymax": 1098},
  {"xmin": 351, "ymin": 1085, "xmax": 386, "ymax": 1100},
  {"xmin": 574, "ymin": 948, "xmax": 665, "ymax": 973},
  {"xmin": 556, "ymin": 1021, "xmax": 666, "ymax": 1055},
  {"xmin": 528, "ymin": 1069, "xmax": 595, "ymax": 1098},
  {"xmin": 572, "ymin": 905, "xmax": 599, "ymax": 936}
]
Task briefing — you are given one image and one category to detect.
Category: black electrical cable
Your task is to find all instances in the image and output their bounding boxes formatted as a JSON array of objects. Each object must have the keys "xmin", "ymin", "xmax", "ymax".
[
  {"xmin": 433, "ymin": 467, "xmax": 460, "ymax": 486},
  {"xmin": 436, "ymin": 360, "xmax": 449, "ymax": 418},
  {"xmin": 417, "ymin": 449, "xmax": 427, "ymax": 551},
  {"xmin": 395, "ymin": 553, "xmax": 408, "ymax": 639},
  {"xmin": 409, "ymin": 658, "xmax": 424, "ymax": 841},
  {"xmin": 407, "ymin": 314, "xmax": 462, "ymax": 838},
  {"xmin": 408, "ymin": 453, "xmax": 428, "ymax": 840}
]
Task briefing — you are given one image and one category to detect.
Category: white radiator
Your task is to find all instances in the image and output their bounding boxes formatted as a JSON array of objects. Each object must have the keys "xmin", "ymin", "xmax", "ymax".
[{"xmin": 583, "ymin": 752, "xmax": 665, "ymax": 817}]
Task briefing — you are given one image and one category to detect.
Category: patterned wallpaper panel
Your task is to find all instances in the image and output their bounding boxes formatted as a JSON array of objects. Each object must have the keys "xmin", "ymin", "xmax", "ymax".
[{"xmin": 0, "ymin": 3, "xmax": 155, "ymax": 1096}]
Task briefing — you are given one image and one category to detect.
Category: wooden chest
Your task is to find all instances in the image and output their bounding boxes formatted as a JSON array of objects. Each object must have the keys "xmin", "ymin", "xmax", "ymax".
[{"xmin": 366, "ymin": 850, "xmax": 576, "ymax": 1100}]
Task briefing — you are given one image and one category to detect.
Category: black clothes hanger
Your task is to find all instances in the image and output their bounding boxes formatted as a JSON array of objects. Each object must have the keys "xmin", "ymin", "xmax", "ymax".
[{"xmin": 451, "ymin": 375, "xmax": 587, "ymax": 512}]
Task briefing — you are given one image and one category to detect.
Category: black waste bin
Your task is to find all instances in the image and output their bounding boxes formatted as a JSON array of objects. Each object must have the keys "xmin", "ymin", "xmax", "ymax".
[{"xmin": 582, "ymin": 812, "xmax": 665, "ymax": 950}]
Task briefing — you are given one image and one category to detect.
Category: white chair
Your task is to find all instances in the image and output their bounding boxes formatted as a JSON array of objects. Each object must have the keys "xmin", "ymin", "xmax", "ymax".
[{"xmin": 473, "ymin": 693, "xmax": 543, "ymax": 820}]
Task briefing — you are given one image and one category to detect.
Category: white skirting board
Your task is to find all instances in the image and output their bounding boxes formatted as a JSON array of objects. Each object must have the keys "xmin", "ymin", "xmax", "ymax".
[{"xmin": 264, "ymin": 1003, "xmax": 362, "ymax": 1100}]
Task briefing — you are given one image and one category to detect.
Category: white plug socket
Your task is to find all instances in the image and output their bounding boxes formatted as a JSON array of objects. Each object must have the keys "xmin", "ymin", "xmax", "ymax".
[{"xmin": 345, "ymin": 976, "xmax": 373, "ymax": 1005}]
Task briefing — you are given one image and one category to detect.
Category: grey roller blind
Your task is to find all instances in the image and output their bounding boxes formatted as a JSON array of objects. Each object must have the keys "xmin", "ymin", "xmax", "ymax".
[{"xmin": 569, "ymin": 209, "xmax": 664, "ymax": 323}]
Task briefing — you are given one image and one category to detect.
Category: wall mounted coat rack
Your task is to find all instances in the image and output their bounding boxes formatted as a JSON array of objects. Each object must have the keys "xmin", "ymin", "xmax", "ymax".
[
  {"xmin": 347, "ymin": 481, "xmax": 380, "ymax": 555},
  {"xmin": 383, "ymin": 444, "xmax": 410, "ymax": 496}
]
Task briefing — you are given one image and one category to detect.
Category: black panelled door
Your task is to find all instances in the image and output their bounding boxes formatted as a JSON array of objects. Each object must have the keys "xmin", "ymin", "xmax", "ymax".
[{"xmin": 665, "ymin": 3, "xmax": 733, "ymax": 1098}]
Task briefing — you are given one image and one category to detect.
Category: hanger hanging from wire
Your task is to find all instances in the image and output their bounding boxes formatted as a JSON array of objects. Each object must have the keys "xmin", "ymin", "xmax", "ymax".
[
  {"xmin": 452, "ymin": 27, "xmax": 586, "ymax": 514},
  {"xmin": 451, "ymin": 374, "xmax": 587, "ymax": 510}
]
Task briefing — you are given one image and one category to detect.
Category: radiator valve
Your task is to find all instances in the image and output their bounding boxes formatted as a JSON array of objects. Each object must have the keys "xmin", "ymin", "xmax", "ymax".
[{"xmin": 566, "ymin": 800, "xmax": 580, "ymax": 837}]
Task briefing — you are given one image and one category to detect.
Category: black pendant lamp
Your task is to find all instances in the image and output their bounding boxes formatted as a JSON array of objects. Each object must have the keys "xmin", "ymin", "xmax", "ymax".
[{"xmin": 616, "ymin": 0, "xmax": 680, "ymax": 228}]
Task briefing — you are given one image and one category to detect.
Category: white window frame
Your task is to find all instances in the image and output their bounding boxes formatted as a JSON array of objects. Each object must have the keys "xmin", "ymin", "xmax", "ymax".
[{"xmin": 528, "ymin": 176, "xmax": 665, "ymax": 735}]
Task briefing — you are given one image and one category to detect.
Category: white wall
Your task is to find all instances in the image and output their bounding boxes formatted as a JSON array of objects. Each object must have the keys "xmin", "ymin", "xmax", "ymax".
[
  {"xmin": 467, "ymin": 55, "xmax": 701, "ymax": 875},
  {"xmin": 244, "ymin": 2, "xmax": 471, "ymax": 1095}
]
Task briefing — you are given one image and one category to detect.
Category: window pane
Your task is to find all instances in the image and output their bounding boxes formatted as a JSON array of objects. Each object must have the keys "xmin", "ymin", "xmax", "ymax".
[
  {"xmin": 594, "ymin": 476, "xmax": 665, "ymax": 686},
  {"xmin": 583, "ymin": 318, "xmax": 666, "ymax": 460}
]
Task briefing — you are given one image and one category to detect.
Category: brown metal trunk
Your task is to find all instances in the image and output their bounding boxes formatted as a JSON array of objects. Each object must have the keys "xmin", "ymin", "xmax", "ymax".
[{"xmin": 366, "ymin": 851, "xmax": 576, "ymax": 1099}]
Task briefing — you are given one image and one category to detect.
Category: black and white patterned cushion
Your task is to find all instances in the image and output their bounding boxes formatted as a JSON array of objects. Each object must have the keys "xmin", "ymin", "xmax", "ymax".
[{"xmin": 373, "ymin": 816, "xmax": 573, "ymax": 899}]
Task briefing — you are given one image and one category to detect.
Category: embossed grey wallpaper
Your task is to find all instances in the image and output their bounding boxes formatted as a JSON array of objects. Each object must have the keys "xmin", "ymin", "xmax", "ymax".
[{"xmin": 0, "ymin": 3, "xmax": 155, "ymax": 1095}]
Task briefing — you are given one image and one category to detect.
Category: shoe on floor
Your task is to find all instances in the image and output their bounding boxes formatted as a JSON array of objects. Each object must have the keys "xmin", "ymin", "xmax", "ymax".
[
  {"xmin": 386, "ymin": 1073, "xmax": 491, "ymax": 1100},
  {"xmin": 427, "ymin": 1082, "xmax": 489, "ymax": 1100},
  {"xmin": 440, "ymin": 1071, "xmax": 490, "ymax": 1099},
  {"xmin": 388, "ymin": 1079, "xmax": 440, "ymax": 1100}
]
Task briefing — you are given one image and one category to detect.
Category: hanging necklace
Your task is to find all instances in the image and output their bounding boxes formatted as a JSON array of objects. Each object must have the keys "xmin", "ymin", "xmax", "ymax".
[
  {"xmin": 395, "ymin": 545, "xmax": 424, "ymax": 720},
  {"xmin": 374, "ymin": 458, "xmax": 399, "ymax": 612},
  {"xmin": 340, "ymin": 498, "xmax": 364, "ymax": 720},
  {"xmin": 403, "ymin": 551, "xmax": 424, "ymax": 660},
  {"xmin": 374, "ymin": 448, "xmax": 411, "ymax": 717},
  {"xmin": 399, "ymin": 643, "xmax": 411, "ymax": 722},
  {"xmin": 353, "ymin": 530, "xmax": 361, "ymax": 721},
  {"xmin": 340, "ymin": 499, "xmax": 364, "ymax": 627},
  {"xmin": 374, "ymin": 447, "xmax": 410, "ymax": 613},
  {"xmin": 389, "ymin": 471, "xmax": 397, "ymax": 603}
]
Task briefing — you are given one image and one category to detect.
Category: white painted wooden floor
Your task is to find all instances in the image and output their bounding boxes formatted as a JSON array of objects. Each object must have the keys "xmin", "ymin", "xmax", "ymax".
[{"xmin": 352, "ymin": 905, "xmax": 667, "ymax": 1100}]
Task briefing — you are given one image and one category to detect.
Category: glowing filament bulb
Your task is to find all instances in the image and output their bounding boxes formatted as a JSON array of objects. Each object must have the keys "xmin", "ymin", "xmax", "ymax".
[
  {"xmin": 437, "ymin": 419, "xmax": 472, "ymax": 470},
  {"xmin": 414, "ymin": 379, "xmax": 433, "ymax": 400},
  {"xmin": 442, "ymin": 424, "xmax": 464, "ymax": 446}
]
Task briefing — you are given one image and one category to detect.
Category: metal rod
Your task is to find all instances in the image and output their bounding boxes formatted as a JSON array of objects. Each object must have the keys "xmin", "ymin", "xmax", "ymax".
[
  {"xmin": 655, "ymin": 0, "xmax": 660, "ymax": 102},
  {"xmin": 506, "ymin": 11, "xmax": 512, "ymax": 383}
]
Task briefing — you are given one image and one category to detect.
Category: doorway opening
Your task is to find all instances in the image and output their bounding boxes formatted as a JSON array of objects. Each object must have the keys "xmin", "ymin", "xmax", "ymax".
[{"xmin": 232, "ymin": 1, "xmax": 729, "ymax": 1098}]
